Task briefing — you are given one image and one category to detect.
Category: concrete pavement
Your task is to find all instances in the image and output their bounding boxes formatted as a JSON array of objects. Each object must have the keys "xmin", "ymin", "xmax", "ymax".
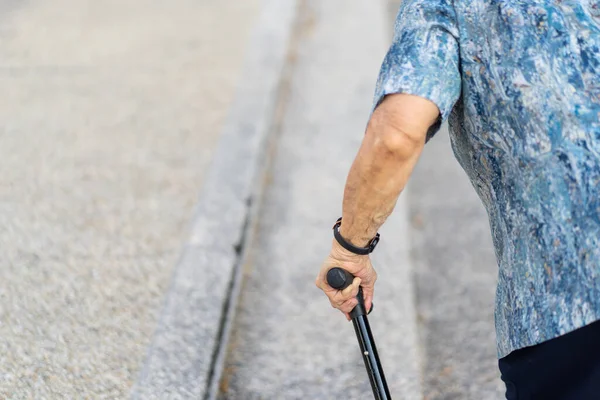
[
  {"xmin": 219, "ymin": 1, "xmax": 422, "ymax": 398},
  {"xmin": 0, "ymin": 0, "xmax": 507, "ymax": 398},
  {"xmin": 410, "ymin": 129, "xmax": 504, "ymax": 399},
  {"xmin": 0, "ymin": 0, "xmax": 260, "ymax": 397}
]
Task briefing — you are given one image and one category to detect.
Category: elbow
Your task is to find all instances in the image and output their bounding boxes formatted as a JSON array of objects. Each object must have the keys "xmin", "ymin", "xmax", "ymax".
[
  {"xmin": 366, "ymin": 93, "xmax": 437, "ymax": 161},
  {"xmin": 366, "ymin": 117, "xmax": 425, "ymax": 161}
]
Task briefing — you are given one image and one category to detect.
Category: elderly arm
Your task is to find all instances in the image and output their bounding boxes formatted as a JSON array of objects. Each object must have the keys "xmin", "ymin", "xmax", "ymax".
[
  {"xmin": 340, "ymin": 93, "xmax": 439, "ymax": 245},
  {"xmin": 315, "ymin": 93, "xmax": 439, "ymax": 317}
]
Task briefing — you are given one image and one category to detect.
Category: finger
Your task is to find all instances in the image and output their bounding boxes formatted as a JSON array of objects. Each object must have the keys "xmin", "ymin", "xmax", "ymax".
[
  {"xmin": 360, "ymin": 283, "xmax": 374, "ymax": 311},
  {"xmin": 315, "ymin": 272, "xmax": 333, "ymax": 293},
  {"xmin": 364, "ymin": 295, "xmax": 373, "ymax": 315},
  {"xmin": 315, "ymin": 267, "xmax": 328, "ymax": 289},
  {"xmin": 340, "ymin": 277, "xmax": 361, "ymax": 299},
  {"xmin": 338, "ymin": 297, "xmax": 359, "ymax": 314},
  {"xmin": 328, "ymin": 276, "xmax": 361, "ymax": 308},
  {"xmin": 345, "ymin": 313, "xmax": 351, "ymax": 321},
  {"xmin": 316, "ymin": 265, "xmax": 345, "ymax": 293}
]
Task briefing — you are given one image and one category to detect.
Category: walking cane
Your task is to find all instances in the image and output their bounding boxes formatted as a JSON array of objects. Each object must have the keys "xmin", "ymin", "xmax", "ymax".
[{"xmin": 327, "ymin": 267, "xmax": 391, "ymax": 400}]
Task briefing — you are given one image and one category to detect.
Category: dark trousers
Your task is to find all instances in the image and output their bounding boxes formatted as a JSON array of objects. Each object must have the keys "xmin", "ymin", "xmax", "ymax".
[{"xmin": 499, "ymin": 320, "xmax": 600, "ymax": 400}]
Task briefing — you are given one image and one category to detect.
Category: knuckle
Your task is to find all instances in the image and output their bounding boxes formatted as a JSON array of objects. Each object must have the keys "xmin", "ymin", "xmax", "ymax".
[{"xmin": 342, "ymin": 299, "xmax": 358, "ymax": 313}]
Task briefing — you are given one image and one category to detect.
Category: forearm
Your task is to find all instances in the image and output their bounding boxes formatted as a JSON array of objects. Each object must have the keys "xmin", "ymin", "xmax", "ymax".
[{"xmin": 339, "ymin": 94, "xmax": 438, "ymax": 246}]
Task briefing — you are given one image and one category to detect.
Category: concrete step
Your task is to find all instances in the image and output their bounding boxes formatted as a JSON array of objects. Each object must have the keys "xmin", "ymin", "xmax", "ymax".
[{"xmin": 131, "ymin": 0, "xmax": 298, "ymax": 398}]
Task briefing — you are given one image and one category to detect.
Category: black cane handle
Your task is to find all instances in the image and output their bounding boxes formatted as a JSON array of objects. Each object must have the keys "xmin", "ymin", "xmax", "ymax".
[
  {"xmin": 326, "ymin": 267, "xmax": 373, "ymax": 316},
  {"xmin": 326, "ymin": 267, "xmax": 354, "ymax": 290}
]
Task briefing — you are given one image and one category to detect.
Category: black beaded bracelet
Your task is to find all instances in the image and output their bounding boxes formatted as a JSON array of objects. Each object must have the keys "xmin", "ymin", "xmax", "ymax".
[{"xmin": 332, "ymin": 217, "xmax": 380, "ymax": 255}]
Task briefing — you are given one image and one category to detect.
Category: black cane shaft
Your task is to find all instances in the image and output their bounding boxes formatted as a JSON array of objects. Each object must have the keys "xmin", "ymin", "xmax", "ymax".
[
  {"xmin": 326, "ymin": 267, "xmax": 391, "ymax": 399},
  {"xmin": 353, "ymin": 315, "xmax": 391, "ymax": 400}
]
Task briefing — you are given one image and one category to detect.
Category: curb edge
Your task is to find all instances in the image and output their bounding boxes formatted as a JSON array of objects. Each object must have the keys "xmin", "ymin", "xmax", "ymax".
[{"xmin": 131, "ymin": 1, "xmax": 299, "ymax": 397}]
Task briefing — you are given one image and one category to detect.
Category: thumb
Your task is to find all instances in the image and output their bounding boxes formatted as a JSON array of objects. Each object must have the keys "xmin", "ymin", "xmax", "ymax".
[{"xmin": 340, "ymin": 277, "xmax": 361, "ymax": 299}]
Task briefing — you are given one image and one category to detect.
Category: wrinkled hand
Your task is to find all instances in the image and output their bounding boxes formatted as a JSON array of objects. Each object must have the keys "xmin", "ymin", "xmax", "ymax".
[{"xmin": 315, "ymin": 240, "xmax": 377, "ymax": 320}]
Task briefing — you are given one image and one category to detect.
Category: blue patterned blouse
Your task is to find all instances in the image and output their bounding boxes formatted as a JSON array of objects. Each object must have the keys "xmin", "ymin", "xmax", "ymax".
[{"xmin": 375, "ymin": 0, "xmax": 600, "ymax": 358}]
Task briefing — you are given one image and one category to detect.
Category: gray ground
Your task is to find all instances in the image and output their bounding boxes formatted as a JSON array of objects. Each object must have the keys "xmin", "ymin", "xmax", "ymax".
[
  {"xmin": 220, "ymin": 1, "xmax": 422, "ymax": 398},
  {"xmin": 0, "ymin": 0, "xmax": 259, "ymax": 397},
  {"xmin": 410, "ymin": 129, "xmax": 504, "ymax": 399}
]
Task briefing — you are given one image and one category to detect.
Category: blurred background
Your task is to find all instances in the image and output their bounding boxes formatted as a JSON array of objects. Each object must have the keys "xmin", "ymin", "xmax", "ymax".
[{"xmin": 0, "ymin": 0, "xmax": 503, "ymax": 399}]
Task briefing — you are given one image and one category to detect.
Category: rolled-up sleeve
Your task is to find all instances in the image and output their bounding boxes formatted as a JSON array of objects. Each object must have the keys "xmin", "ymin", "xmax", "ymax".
[{"xmin": 373, "ymin": 0, "xmax": 462, "ymax": 137}]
